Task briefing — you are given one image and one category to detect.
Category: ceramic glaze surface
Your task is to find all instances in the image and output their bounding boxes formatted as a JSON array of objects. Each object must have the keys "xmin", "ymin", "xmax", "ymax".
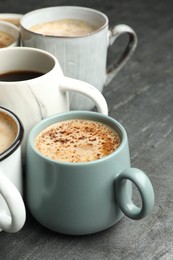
[
  {"xmin": 0, "ymin": 47, "xmax": 108, "ymax": 153},
  {"xmin": 0, "ymin": 107, "xmax": 26, "ymax": 233},
  {"xmin": 20, "ymin": 6, "xmax": 137, "ymax": 110},
  {"xmin": 26, "ymin": 111, "xmax": 154, "ymax": 235}
]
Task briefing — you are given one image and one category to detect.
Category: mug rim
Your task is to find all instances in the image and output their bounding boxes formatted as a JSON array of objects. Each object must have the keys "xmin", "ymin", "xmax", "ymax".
[
  {"xmin": 0, "ymin": 20, "xmax": 19, "ymax": 30},
  {"xmin": 0, "ymin": 106, "xmax": 24, "ymax": 161},
  {"xmin": 0, "ymin": 13, "xmax": 23, "ymax": 19},
  {"xmin": 28, "ymin": 111, "xmax": 127, "ymax": 166},
  {"xmin": 0, "ymin": 46, "xmax": 59, "ymax": 83},
  {"xmin": 20, "ymin": 6, "xmax": 109, "ymax": 39}
]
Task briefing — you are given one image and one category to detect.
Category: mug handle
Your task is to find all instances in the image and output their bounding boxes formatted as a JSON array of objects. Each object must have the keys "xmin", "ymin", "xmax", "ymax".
[
  {"xmin": 59, "ymin": 77, "xmax": 108, "ymax": 115},
  {"xmin": 0, "ymin": 170, "xmax": 26, "ymax": 233},
  {"xmin": 114, "ymin": 168, "xmax": 154, "ymax": 220},
  {"xmin": 105, "ymin": 24, "xmax": 138, "ymax": 86}
]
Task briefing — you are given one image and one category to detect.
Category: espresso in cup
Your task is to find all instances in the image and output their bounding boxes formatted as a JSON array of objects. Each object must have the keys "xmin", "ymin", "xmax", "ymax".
[
  {"xmin": 30, "ymin": 18, "xmax": 97, "ymax": 37},
  {"xmin": 35, "ymin": 119, "xmax": 120, "ymax": 162},
  {"xmin": 0, "ymin": 111, "xmax": 18, "ymax": 153},
  {"xmin": 0, "ymin": 31, "xmax": 15, "ymax": 48},
  {"xmin": 0, "ymin": 70, "xmax": 44, "ymax": 81},
  {"xmin": 0, "ymin": 47, "xmax": 108, "ymax": 154}
]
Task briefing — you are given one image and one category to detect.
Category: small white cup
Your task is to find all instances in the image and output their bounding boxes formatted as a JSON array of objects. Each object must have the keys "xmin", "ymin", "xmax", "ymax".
[
  {"xmin": 0, "ymin": 20, "xmax": 20, "ymax": 47},
  {"xmin": 0, "ymin": 106, "xmax": 26, "ymax": 233}
]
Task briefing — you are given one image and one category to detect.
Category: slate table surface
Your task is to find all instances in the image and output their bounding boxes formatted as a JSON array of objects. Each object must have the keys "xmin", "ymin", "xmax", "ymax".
[{"xmin": 0, "ymin": 0, "xmax": 173, "ymax": 259}]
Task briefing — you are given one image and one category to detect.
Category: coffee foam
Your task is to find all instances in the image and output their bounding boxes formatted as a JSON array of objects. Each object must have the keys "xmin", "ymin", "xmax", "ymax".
[
  {"xmin": 30, "ymin": 19, "xmax": 97, "ymax": 37},
  {"xmin": 0, "ymin": 112, "xmax": 17, "ymax": 153},
  {"xmin": 0, "ymin": 18, "xmax": 20, "ymax": 27},
  {"xmin": 35, "ymin": 119, "xmax": 120, "ymax": 163},
  {"xmin": 0, "ymin": 31, "xmax": 15, "ymax": 48}
]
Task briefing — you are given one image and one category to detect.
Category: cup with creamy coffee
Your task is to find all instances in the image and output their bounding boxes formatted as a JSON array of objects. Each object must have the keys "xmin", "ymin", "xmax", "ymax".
[
  {"xmin": 0, "ymin": 106, "xmax": 26, "ymax": 233},
  {"xmin": 20, "ymin": 6, "xmax": 138, "ymax": 110},
  {"xmin": 26, "ymin": 111, "xmax": 154, "ymax": 235},
  {"xmin": 35, "ymin": 119, "xmax": 120, "ymax": 163},
  {"xmin": 0, "ymin": 21, "xmax": 19, "ymax": 48},
  {"xmin": 30, "ymin": 18, "xmax": 97, "ymax": 37}
]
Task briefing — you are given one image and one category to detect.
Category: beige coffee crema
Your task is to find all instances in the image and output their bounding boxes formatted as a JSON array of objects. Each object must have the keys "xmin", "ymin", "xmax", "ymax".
[
  {"xmin": 30, "ymin": 19, "xmax": 97, "ymax": 37},
  {"xmin": 35, "ymin": 119, "xmax": 120, "ymax": 163},
  {"xmin": 0, "ymin": 31, "xmax": 15, "ymax": 48},
  {"xmin": 0, "ymin": 112, "xmax": 17, "ymax": 153},
  {"xmin": 0, "ymin": 18, "xmax": 20, "ymax": 27}
]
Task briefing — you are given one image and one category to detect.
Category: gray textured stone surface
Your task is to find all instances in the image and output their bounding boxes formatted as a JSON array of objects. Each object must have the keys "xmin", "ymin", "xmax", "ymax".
[{"xmin": 0, "ymin": 0, "xmax": 173, "ymax": 259}]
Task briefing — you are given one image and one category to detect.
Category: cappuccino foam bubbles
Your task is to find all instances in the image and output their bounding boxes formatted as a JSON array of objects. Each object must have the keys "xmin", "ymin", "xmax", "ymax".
[
  {"xmin": 30, "ymin": 18, "xmax": 97, "ymax": 37},
  {"xmin": 0, "ymin": 112, "xmax": 17, "ymax": 153},
  {"xmin": 35, "ymin": 119, "xmax": 121, "ymax": 163}
]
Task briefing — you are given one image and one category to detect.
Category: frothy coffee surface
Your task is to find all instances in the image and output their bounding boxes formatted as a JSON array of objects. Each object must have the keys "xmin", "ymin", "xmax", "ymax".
[
  {"xmin": 0, "ymin": 31, "xmax": 15, "ymax": 48},
  {"xmin": 0, "ymin": 112, "xmax": 17, "ymax": 153},
  {"xmin": 35, "ymin": 119, "xmax": 120, "ymax": 163},
  {"xmin": 30, "ymin": 19, "xmax": 97, "ymax": 37}
]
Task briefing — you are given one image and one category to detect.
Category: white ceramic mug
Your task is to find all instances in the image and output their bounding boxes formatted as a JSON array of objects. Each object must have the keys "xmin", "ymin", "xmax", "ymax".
[
  {"xmin": 0, "ymin": 107, "xmax": 26, "ymax": 233},
  {"xmin": 0, "ymin": 47, "xmax": 108, "ymax": 152},
  {"xmin": 0, "ymin": 20, "xmax": 20, "ymax": 48},
  {"xmin": 20, "ymin": 6, "xmax": 138, "ymax": 110}
]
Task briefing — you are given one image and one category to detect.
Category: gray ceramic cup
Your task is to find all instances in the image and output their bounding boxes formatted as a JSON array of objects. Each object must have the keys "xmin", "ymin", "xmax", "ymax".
[
  {"xmin": 26, "ymin": 111, "xmax": 154, "ymax": 235},
  {"xmin": 20, "ymin": 6, "xmax": 137, "ymax": 110}
]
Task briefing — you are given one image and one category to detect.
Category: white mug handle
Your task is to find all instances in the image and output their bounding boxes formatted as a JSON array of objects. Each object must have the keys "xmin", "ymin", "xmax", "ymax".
[
  {"xmin": 0, "ymin": 170, "xmax": 26, "ymax": 233},
  {"xmin": 105, "ymin": 24, "xmax": 138, "ymax": 86},
  {"xmin": 60, "ymin": 76, "xmax": 108, "ymax": 115}
]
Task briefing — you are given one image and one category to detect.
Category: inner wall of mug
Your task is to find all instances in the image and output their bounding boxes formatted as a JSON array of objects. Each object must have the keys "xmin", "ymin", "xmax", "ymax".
[
  {"xmin": 30, "ymin": 111, "xmax": 126, "ymax": 165},
  {"xmin": 0, "ymin": 47, "xmax": 55, "ymax": 74},
  {"xmin": 21, "ymin": 6, "xmax": 108, "ymax": 35},
  {"xmin": 0, "ymin": 107, "xmax": 24, "ymax": 161}
]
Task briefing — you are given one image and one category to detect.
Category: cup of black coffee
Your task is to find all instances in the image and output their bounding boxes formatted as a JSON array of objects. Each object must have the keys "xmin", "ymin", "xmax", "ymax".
[{"xmin": 0, "ymin": 47, "xmax": 108, "ymax": 154}]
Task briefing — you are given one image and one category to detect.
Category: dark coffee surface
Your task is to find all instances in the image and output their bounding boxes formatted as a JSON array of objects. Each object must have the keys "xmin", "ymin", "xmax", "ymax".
[
  {"xmin": 0, "ymin": 71, "xmax": 43, "ymax": 81},
  {"xmin": 0, "ymin": 0, "xmax": 173, "ymax": 260}
]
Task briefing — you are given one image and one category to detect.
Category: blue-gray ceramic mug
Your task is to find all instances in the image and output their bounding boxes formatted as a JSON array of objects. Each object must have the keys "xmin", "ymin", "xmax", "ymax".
[{"xmin": 26, "ymin": 111, "xmax": 154, "ymax": 235}]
